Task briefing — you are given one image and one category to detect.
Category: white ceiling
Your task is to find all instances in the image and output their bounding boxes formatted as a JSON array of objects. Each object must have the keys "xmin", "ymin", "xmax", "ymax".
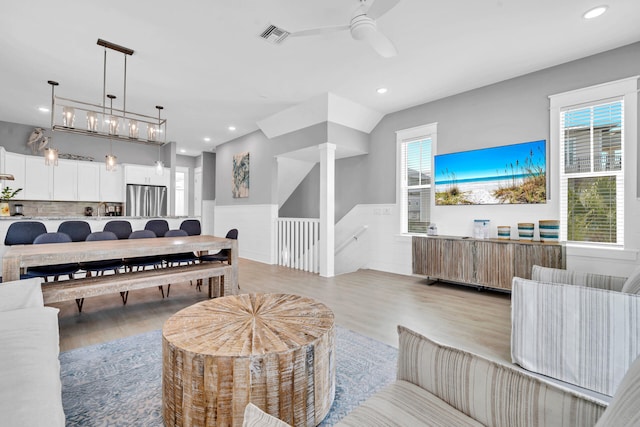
[{"xmin": 1, "ymin": 0, "xmax": 639, "ymax": 156}]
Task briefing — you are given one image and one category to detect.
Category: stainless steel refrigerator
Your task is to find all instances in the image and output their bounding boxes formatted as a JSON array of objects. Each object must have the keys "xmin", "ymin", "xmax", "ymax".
[{"xmin": 126, "ymin": 184, "xmax": 168, "ymax": 216}]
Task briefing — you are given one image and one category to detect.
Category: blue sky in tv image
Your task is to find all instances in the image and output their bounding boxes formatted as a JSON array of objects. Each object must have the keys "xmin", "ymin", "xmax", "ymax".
[{"xmin": 434, "ymin": 140, "xmax": 546, "ymax": 184}]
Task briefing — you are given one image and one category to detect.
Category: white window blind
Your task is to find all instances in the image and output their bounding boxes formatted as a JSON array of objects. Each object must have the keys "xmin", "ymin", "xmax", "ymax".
[
  {"xmin": 559, "ymin": 99, "xmax": 624, "ymax": 245},
  {"xmin": 400, "ymin": 137, "xmax": 432, "ymax": 234}
]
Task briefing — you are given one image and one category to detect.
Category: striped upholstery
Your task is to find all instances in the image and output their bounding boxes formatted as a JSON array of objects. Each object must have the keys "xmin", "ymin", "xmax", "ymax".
[
  {"xmin": 395, "ymin": 326, "xmax": 604, "ymax": 427},
  {"xmin": 595, "ymin": 354, "xmax": 640, "ymax": 426},
  {"xmin": 621, "ymin": 265, "xmax": 640, "ymax": 294},
  {"xmin": 336, "ymin": 380, "xmax": 482, "ymax": 426},
  {"xmin": 532, "ymin": 265, "xmax": 627, "ymax": 292},
  {"xmin": 243, "ymin": 325, "xmax": 606, "ymax": 427},
  {"xmin": 512, "ymin": 277, "xmax": 640, "ymax": 396}
]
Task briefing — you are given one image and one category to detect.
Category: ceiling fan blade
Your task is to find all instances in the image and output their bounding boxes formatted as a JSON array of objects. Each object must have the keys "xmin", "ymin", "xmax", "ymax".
[
  {"xmin": 365, "ymin": 0, "xmax": 401, "ymax": 20},
  {"xmin": 289, "ymin": 25, "xmax": 350, "ymax": 38},
  {"xmin": 364, "ymin": 28, "xmax": 397, "ymax": 58}
]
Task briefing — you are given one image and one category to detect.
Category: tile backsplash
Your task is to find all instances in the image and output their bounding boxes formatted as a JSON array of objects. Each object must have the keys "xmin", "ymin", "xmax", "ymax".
[{"xmin": 9, "ymin": 200, "xmax": 123, "ymax": 217}]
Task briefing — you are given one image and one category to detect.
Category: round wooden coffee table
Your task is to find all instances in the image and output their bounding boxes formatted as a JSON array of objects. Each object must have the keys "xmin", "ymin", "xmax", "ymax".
[{"xmin": 162, "ymin": 293, "xmax": 335, "ymax": 427}]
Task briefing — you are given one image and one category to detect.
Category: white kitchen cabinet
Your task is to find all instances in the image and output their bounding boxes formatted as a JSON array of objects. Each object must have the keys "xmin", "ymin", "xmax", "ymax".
[
  {"xmin": 4, "ymin": 152, "xmax": 26, "ymax": 194},
  {"xmin": 124, "ymin": 164, "xmax": 169, "ymax": 187},
  {"xmin": 77, "ymin": 162, "xmax": 100, "ymax": 201},
  {"xmin": 53, "ymin": 159, "xmax": 78, "ymax": 201},
  {"xmin": 100, "ymin": 164, "xmax": 124, "ymax": 202},
  {"xmin": 24, "ymin": 155, "xmax": 53, "ymax": 200}
]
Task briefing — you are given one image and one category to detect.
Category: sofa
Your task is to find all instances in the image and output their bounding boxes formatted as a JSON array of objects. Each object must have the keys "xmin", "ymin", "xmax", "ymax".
[
  {"xmin": 0, "ymin": 277, "xmax": 65, "ymax": 426},
  {"xmin": 511, "ymin": 265, "xmax": 640, "ymax": 396},
  {"xmin": 243, "ymin": 325, "xmax": 617, "ymax": 427}
]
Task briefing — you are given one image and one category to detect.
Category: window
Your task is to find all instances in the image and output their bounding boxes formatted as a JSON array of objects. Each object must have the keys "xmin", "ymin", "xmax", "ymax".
[
  {"xmin": 551, "ymin": 77, "xmax": 637, "ymax": 247},
  {"xmin": 397, "ymin": 123, "xmax": 437, "ymax": 234}
]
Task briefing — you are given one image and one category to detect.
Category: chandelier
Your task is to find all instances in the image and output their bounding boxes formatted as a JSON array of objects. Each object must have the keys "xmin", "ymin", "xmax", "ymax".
[{"xmin": 48, "ymin": 39, "xmax": 166, "ymax": 170}]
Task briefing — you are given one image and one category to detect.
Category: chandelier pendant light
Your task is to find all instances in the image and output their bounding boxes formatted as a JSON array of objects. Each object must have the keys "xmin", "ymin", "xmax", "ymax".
[
  {"xmin": 105, "ymin": 94, "xmax": 118, "ymax": 171},
  {"xmin": 45, "ymin": 81, "xmax": 59, "ymax": 166},
  {"xmin": 48, "ymin": 38, "xmax": 167, "ymax": 147}
]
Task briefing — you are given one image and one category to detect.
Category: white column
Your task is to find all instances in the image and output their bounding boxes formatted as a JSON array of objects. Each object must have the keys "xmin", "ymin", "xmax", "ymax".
[{"xmin": 319, "ymin": 143, "xmax": 336, "ymax": 277}]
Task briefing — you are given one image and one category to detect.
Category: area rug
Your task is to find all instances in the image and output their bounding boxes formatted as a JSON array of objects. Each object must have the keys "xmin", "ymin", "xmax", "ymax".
[{"xmin": 60, "ymin": 325, "xmax": 398, "ymax": 426}]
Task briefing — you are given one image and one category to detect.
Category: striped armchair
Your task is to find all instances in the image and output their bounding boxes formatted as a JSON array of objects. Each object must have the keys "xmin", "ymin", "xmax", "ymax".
[
  {"xmin": 244, "ymin": 325, "xmax": 606, "ymax": 427},
  {"xmin": 511, "ymin": 265, "xmax": 640, "ymax": 397}
]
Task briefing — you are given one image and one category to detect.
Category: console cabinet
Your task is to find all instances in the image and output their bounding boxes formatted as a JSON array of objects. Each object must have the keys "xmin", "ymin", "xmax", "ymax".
[{"xmin": 412, "ymin": 235, "xmax": 565, "ymax": 291}]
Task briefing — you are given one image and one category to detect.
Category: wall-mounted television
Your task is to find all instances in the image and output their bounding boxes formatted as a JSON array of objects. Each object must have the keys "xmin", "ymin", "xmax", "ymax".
[{"xmin": 434, "ymin": 139, "xmax": 546, "ymax": 205}]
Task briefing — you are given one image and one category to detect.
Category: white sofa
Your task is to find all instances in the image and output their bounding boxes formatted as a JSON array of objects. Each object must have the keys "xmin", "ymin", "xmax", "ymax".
[
  {"xmin": 0, "ymin": 277, "xmax": 65, "ymax": 426},
  {"xmin": 244, "ymin": 326, "xmax": 609, "ymax": 427},
  {"xmin": 511, "ymin": 265, "xmax": 640, "ymax": 396}
]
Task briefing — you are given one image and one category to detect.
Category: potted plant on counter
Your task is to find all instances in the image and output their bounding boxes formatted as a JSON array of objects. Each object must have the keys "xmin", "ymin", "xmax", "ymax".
[{"xmin": 1, "ymin": 187, "xmax": 22, "ymax": 217}]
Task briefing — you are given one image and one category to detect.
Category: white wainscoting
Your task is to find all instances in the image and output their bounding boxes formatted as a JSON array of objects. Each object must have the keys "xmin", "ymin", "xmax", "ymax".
[
  {"xmin": 336, "ymin": 204, "xmax": 412, "ymax": 276},
  {"xmin": 214, "ymin": 204, "xmax": 278, "ymax": 264}
]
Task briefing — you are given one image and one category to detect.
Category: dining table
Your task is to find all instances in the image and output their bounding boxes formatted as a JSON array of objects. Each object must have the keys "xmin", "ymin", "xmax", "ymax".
[{"xmin": 2, "ymin": 234, "xmax": 238, "ymax": 288}]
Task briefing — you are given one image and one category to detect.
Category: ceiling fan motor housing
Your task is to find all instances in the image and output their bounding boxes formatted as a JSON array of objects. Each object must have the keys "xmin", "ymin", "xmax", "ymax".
[{"xmin": 350, "ymin": 14, "xmax": 377, "ymax": 40}]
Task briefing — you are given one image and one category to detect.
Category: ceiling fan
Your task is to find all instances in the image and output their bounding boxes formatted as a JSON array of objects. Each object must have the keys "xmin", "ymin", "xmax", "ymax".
[{"xmin": 288, "ymin": 0, "xmax": 400, "ymax": 58}]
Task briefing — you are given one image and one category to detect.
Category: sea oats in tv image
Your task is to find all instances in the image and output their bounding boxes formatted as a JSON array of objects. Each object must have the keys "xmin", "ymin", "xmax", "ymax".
[{"xmin": 435, "ymin": 140, "xmax": 546, "ymax": 205}]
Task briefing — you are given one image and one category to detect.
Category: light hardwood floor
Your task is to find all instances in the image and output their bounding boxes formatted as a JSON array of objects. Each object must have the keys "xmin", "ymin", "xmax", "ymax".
[{"xmin": 54, "ymin": 259, "xmax": 512, "ymax": 361}]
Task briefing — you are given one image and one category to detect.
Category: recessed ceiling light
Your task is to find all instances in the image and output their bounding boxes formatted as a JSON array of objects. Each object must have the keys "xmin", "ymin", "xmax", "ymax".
[
  {"xmin": 376, "ymin": 87, "xmax": 388, "ymax": 94},
  {"xmin": 228, "ymin": 126, "xmax": 236, "ymax": 131},
  {"xmin": 38, "ymin": 106, "xmax": 50, "ymax": 113},
  {"xmin": 179, "ymin": 149, "xmax": 186, "ymax": 153},
  {"xmin": 583, "ymin": 5, "xmax": 608, "ymax": 19},
  {"xmin": 204, "ymin": 137, "xmax": 211, "ymax": 142}
]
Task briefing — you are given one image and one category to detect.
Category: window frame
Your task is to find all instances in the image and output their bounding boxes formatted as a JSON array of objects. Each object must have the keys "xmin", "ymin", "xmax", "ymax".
[
  {"xmin": 550, "ymin": 76, "xmax": 638, "ymax": 249},
  {"xmin": 396, "ymin": 123, "xmax": 438, "ymax": 235}
]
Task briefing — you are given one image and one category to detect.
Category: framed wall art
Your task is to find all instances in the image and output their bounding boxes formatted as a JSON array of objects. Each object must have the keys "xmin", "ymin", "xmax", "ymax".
[{"xmin": 232, "ymin": 151, "xmax": 250, "ymax": 198}]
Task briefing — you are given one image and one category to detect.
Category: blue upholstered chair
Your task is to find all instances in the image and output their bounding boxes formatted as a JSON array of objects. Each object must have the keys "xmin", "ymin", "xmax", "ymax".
[
  {"xmin": 180, "ymin": 219, "xmax": 201, "ymax": 236},
  {"xmin": 144, "ymin": 219, "xmax": 169, "ymax": 238},
  {"xmin": 124, "ymin": 230, "xmax": 166, "ymax": 298},
  {"xmin": 200, "ymin": 228, "xmax": 237, "ymax": 264},
  {"xmin": 57, "ymin": 220, "xmax": 91, "ymax": 242},
  {"xmin": 103, "ymin": 220, "xmax": 133, "ymax": 240},
  {"xmin": 26, "ymin": 232, "xmax": 79, "ymax": 282},
  {"xmin": 4, "ymin": 221, "xmax": 47, "ymax": 246},
  {"xmin": 80, "ymin": 231, "xmax": 124, "ymax": 277}
]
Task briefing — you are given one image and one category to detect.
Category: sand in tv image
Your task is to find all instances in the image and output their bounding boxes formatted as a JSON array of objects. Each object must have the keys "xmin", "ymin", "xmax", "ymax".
[{"xmin": 435, "ymin": 140, "xmax": 546, "ymax": 205}]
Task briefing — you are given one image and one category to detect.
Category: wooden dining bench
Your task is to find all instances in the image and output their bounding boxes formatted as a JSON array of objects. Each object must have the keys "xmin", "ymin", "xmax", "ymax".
[{"xmin": 42, "ymin": 263, "xmax": 233, "ymax": 312}]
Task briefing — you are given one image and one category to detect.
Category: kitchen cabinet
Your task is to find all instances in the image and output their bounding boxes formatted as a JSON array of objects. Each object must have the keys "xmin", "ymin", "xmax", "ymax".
[
  {"xmin": 100, "ymin": 164, "xmax": 124, "ymax": 202},
  {"xmin": 24, "ymin": 155, "xmax": 52, "ymax": 200},
  {"xmin": 77, "ymin": 162, "xmax": 100, "ymax": 201},
  {"xmin": 124, "ymin": 164, "xmax": 169, "ymax": 187},
  {"xmin": 53, "ymin": 159, "xmax": 78, "ymax": 200},
  {"xmin": 4, "ymin": 152, "xmax": 26, "ymax": 193}
]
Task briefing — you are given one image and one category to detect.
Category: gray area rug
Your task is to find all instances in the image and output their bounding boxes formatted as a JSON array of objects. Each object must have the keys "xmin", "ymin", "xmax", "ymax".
[{"xmin": 60, "ymin": 325, "xmax": 398, "ymax": 426}]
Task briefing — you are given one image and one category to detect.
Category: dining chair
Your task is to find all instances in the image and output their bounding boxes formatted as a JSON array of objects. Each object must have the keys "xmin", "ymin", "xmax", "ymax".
[
  {"xmin": 57, "ymin": 220, "xmax": 92, "ymax": 242},
  {"xmin": 144, "ymin": 219, "xmax": 169, "ymax": 238},
  {"xmin": 164, "ymin": 229, "xmax": 199, "ymax": 265},
  {"xmin": 200, "ymin": 228, "xmax": 238, "ymax": 264},
  {"xmin": 123, "ymin": 230, "xmax": 166, "ymax": 298},
  {"xmin": 103, "ymin": 220, "xmax": 133, "ymax": 240},
  {"xmin": 4, "ymin": 221, "xmax": 47, "ymax": 246},
  {"xmin": 26, "ymin": 232, "xmax": 80, "ymax": 282},
  {"xmin": 80, "ymin": 231, "xmax": 124, "ymax": 277},
  {"xmin": 180, "ymin": 219, "xmax": 201, "ymax": 236}
]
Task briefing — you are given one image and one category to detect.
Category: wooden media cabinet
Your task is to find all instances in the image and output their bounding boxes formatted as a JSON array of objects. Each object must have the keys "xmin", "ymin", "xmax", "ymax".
[{"xmin": 412, "ymin": 235, "xmax": 565, "ymax": 291}]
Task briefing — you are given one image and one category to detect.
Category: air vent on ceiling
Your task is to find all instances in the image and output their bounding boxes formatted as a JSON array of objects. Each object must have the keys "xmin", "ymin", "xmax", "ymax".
[{"xmin": 260, "ymin": 24, "xmax": 290, "ymax": 44}]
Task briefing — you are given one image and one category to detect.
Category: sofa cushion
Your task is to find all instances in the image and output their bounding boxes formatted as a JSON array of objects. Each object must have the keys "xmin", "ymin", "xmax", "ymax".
[
  {"xmin": 335, "ymin": 380, "xmax": 483, "ymax": 427},
  {"xmin": 595, "ymin": 354, "xmax": 640, "ymax": 426},
  {"xmin": 621, "ymin": 265, "xmax": 640, "ymax": 294},
  {"xmin": 0, "ymin": 277, "xmax": 44, "ymax": 311},
  {"xmin": 0, "ymin": 306, "xmax": 65, "ymax": 426}
]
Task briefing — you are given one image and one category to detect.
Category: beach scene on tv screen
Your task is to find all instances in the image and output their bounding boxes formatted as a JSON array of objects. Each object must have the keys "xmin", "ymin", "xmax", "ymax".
[{"xmin": 435, "ymin": 140, "xmax": 547, "ymax": 205}]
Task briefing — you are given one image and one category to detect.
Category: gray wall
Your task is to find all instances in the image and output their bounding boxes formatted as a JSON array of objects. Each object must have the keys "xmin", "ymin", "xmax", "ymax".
[
  {"xmin": 0, "ymin": 120, "xmax": 169, "ymax": 166},
  {"xmin": 216, "ymin": 123, "xmax": 329, "ymax": 205},
  {"xmin": 202, "ymin": 152, "xmax": 216, "ymax": 201},
  {"xmin": 279, "ymin": 164, "xmax": 320, "ymax": 218},
  {"xmin": 363, "ymin": 41, "xmax": 640, "ymax": 204}
]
